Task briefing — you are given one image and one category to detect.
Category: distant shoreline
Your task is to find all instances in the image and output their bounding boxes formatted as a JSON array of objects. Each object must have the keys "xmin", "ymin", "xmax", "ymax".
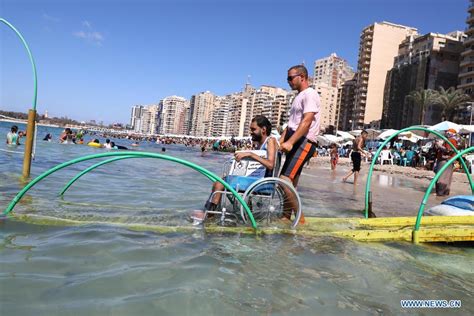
[{"xmin": 0, "ymin": 118, "xmax": 60, "ymax": 128}]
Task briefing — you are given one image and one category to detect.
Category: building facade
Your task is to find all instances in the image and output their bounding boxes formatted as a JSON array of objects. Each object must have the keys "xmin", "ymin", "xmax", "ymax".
[
  {"xmin": 190, "ymin": 91, "xmax": 217, "ymax": 137},
  {"xmin": 337, "ymin": 77, "xmax": 357, "ymax": 131},
  {"xmin": 157, "ymin": 96, "xmax": 189, "ymax": 135},
  {"xmin": 313, "ymin": 53, "xmax": 354, "ymax": 88},
  {"xmin": 382, "ymin": 32, "xmax": 465, "ymax": 128},
  {"xmin": 352, "ymin": 21, "xmax": 418, "ymax": 129}
]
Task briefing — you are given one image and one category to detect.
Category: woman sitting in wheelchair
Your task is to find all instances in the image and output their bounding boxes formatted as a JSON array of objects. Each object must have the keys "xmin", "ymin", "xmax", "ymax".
[{"xmin": 191, "ymin": 115, "xmax": 278, "ymax": 224}]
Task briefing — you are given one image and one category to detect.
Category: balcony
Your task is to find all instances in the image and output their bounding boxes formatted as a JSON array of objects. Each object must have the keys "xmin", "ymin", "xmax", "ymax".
[
  {"xmin": 458, "ymin": 70, "xmax": 474, "ymax": 78},
  {"xmin": 467, "ymin": 15, "xmax": 474, "ymax": 24},
  {"xmin": 465, "ymin": 27, "xmax": 474, "ymax": 36},
  {"xmin": 464, "ymin": 37, "xmax": 474, "ymax": 47},
  {"xmin": 460, "ymin": 57, "xmax": 474, "ymax": 67},
  {"xmin": 457, "ymin": 81, "xmax": 474, "ymax": 89},
  {"xmin": 461, "ymin": 48, "xmax": 474, "ymax": 57}
]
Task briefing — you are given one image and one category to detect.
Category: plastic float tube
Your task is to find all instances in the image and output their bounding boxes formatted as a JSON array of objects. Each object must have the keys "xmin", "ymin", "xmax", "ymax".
[
  {"xmin": 87, "ymin": 142, "xmax": 102, "ymax": 148},
  {"xmin": 425, "ymin": 195, "xmax": 474, "ymax": 216}
]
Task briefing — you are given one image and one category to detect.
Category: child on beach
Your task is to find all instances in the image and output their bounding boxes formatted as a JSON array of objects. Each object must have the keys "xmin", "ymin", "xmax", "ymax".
[{"xmin": 330, "ymin": 143, "xmax": 339, "ymax": 170}]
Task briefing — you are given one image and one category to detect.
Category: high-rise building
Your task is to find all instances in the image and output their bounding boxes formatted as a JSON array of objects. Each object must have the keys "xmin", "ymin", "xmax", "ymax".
[
  {"xmin": 337, "ymin": 77, "xmax": 357, "ymax": 131},
  {"xmin": 244, "ymin": 85, "xmax": 288, "ymax": 134},
  {"xmin": 313, "ymin": 53, "xmax": 354, "ymax": 88},
  {"xmin": 190, "ymin": 91, "xmax": 217, "ymax": 137},
  {"xmin": 459, "ymin": 1, "xmax": 474, "ymax": 96},
  {"xmin": 382, "ymin": 32, "xmax": 465, "ymax": 128},
  {"xmin": 352, "ymin": 21, "xmax": 418, "ymax": 129},
  {"xmin": 314, "ymin": 83, "xmax": 339, "ymax": 130},
  {"xmin": 130, "ymin": 105, "xmax": 145, "ymax": 131},
  {"xmin": 157, "ymin": 96, "xmax": 189, "ymax": 135},
  {"xmin": 458, "ymin": 1, "xmax": 474, "ymax": 124},
  {"xmin": 140, "ymin": 105, "xmax": 159, "ymax": 134}
]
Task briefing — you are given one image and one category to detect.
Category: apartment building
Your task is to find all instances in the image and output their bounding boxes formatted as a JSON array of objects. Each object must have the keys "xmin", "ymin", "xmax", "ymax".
[
  {"xmin": 337, "ymin": 77, "xmax": 357, "ymax": 131},
  {"xmin": 158, "ymin": 96, "xmax": 189, "ymax": 135},
  {"xmin": 382, "ymin": 31, "xmax": 465, "ymax": 128},
  {"xmin": 314, "ymin": 83, "xmax": 339, "ymax": 130},
  {"xmin": 314, "ymin": 53, "xmax": 354, "ymax": 88},
  {"xmin": 190, "ymin": 91, "xmax": 217, "ymax": 137},
  {"xmin": 352, "ymin": 21, "xmax": 418, "ymax": 129}
]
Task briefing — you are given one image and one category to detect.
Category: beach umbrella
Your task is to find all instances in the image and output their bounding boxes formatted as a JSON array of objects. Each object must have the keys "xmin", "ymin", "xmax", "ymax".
[
  {"xmin": 323, "ymin": 134, "xmax": 344, "ymax": 143},
  {"xmin": 365, "ymin": 128, "xmax": 381, "ymax": 139},
  {"xmin": 349, "ymin": 129, "xmax": 362, "ymax": 136},
  {"xmin": 398, "ymin": 132, "xmax": 424, "ymax": 143},
  {"xmin": 336, "ymin": 131, "xmax": 355, "ymax": 140},
  {"xmin": 377, "ymin": 129, "xmax": 399, "ymax": 140},
  {"xmin": 459, "ymin": 124, "xmax": 474, "ymax": 134},
  {"xmin": 316, "ymin": 135, "xmax": 330, "ymax": 146},
  {"xmin": 428, "ymin": 121, "xmax": 461, "ymax": 132}
]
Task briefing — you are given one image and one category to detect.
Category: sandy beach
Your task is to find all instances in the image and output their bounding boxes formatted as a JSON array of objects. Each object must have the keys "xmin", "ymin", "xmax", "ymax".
[{"xmin": 297, "ymin": 156, "xmax": 472, "ymax": 218}]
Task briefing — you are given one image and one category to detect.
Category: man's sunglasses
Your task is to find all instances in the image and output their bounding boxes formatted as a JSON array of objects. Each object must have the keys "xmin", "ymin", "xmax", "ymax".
[{"xmin": 287, "ymin": 74, "xmax": 301, "ymax": 81}]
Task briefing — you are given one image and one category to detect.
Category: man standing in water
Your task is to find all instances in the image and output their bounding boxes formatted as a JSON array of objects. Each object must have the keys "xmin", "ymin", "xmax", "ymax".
[
  {"xmin": 6, "ymin": 125, "xmax": 20, "ymax": 145},
  {"xmin": 280, "ymin": 65, "xmax": 320, "ymax": 224},
  {"xmin": 342, "ymin": 130, "xmax": 369, "ymax": 184}
]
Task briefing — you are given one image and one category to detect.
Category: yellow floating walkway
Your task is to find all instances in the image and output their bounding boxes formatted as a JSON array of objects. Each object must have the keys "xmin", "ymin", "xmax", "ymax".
[{"xmin": 11, "ymin": 214, "xmax": 474, "ymax": 243}]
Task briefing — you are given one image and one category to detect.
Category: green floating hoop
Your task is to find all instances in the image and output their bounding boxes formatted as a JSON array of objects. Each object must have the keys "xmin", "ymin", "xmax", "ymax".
[
  {"xmin": 414, "ymin": 146, "xmax": 474, "ymax": 234},
  {"xmin": 365, "ymin": 126, "xmax": 473, "ymax": 218},
  {"xmin": 3, "ymin": 151, "xmax": 257, "ymax": 229}
]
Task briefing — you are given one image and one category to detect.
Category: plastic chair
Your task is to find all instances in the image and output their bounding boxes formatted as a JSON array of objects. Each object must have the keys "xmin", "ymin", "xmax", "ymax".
[
  {"xmin": 402, "ymin": 150, "xmax": 415, "ymax": 167},
  {"xmin": 380, "ymin": 150, "xmax": 393, "ymax": 165}
]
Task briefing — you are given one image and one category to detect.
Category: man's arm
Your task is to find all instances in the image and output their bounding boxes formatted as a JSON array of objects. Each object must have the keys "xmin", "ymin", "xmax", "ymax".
[{"xmin": 234, "ymin": 137, "xmax": 277, "ymax": 171}]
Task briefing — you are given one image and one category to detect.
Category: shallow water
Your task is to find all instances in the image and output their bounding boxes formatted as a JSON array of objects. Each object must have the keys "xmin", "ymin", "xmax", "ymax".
[{"xmin": 1, "ymin": 122, "xmax": 473, "ymax": 315}]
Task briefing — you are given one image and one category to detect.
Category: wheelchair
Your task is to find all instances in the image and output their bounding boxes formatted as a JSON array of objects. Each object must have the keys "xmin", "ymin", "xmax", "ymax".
[{"xmin": 203, "ymin": 150, "xmax": 302, "ymax": 228}]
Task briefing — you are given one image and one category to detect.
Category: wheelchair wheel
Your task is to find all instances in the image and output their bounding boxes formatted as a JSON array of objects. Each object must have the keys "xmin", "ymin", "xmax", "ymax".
[{"xmin": 240, "ymin": 177, "xmax": 302, "ymax": 228}]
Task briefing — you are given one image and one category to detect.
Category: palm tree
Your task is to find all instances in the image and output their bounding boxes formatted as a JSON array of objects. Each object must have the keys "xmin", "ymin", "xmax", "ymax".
[
  {"xmin": 436, "ymin": 87, "xmax": 471, "ymax": 122},
  {"xmin": 405, "ymin": 89, "xmax": 439, "ymax": 125}
]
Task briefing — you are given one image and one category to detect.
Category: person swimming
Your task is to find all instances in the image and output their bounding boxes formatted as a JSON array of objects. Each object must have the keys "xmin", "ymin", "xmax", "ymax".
[
  {"xmin": 43, "ymin": 133, "xmax": 52, "ymax": 141},
  {"xmin": 110, "ymin": 142, "xmax": 128, "ymax": 150}
]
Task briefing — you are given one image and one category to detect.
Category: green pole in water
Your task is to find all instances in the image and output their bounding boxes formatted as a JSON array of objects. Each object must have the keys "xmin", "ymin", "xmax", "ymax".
[
  {"xmin": 413, "ymin": 146, "xmax": 474, "ymax": 243},
  {"xmin": 364, "ymin": 126, "xmax": 473, "ymax": 218},
  {"xmin": 1, "ymin": 18, "xmax": 38, "ymax": 178},
  {"xmin": 4, "ymin": 152, "xmax": 258, "ymax": 229}
]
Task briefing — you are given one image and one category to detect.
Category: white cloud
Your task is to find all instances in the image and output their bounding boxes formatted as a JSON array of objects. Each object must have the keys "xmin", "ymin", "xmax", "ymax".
[
  {"xmin": 42, "ymin": 13, "xmax": 60, "ymax": 23},
  {"xmin": 74, "ymin": 21, "xmax": 104, "ymax": 46},
  {"xmin": 82, "ymin": 20, "xmax": 92, "ymax": 29}
]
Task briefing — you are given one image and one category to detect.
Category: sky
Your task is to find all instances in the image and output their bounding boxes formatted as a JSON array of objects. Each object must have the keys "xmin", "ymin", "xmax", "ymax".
[{"xmin": 0, "ymin": 0, "xmax": 469, "ymax": 124}]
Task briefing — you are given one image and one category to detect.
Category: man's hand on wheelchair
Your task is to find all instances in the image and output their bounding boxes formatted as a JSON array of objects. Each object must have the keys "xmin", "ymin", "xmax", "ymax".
[
  {"xmin": 280, "ymin": 142, "xmax": 293, "ymax": 153},
  {"xmin": 234, "ymin": 152, "xmax": 252, "ymax": 161}
]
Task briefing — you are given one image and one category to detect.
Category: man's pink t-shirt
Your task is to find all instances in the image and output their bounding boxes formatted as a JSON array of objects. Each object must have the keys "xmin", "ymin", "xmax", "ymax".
[{"xmin": 287, "ymin": 87, "xmax": 320, "ymax": 143}]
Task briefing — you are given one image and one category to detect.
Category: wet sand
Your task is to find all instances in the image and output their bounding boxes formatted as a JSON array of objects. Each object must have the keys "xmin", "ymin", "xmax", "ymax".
[{"xmin": 297, "ymin": 157, "xmax": 472, "ymax": 218}]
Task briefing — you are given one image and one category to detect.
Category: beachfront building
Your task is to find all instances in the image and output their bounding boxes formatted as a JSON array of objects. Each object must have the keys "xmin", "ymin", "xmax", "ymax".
[
  {"xmin": 458, "ymin": 1, "xmax": 474, "ymax": 124},
  {"xmin": 313, "ymin": 83, "xmax": 338, "ymax": 130},
  {"xmin": 244, "ymin": 85, "xmax": 289, "ymax": 133},
  {"xmin": 157, "ymin": 96, "xmax": 189, "ymax": 135},
  {"xmin": 130, "ymin": 105, "xmax": 145, "ymax": 132},
  {"xmin": 210, "ymin": 96, "xmax": 230, "ymax": 137},
  {"xmin": 382, "ymin": 31, "xmax": 465, "ymax": 129},
  {"xmin": 313, "ymin": 53, "xmax": 354, "ymax": 88},
  {"xmin": 139, "ymin": 105, "xmax": 159, "ymax": 134},
  {"xmin": 190, "ymin": 91, "xmax": 217, "ymax": 137},
  {"xmin": 352, "ymin": 21, "xmax": 418, "ymax": 129},
  {"xmin": 337, "ymin": 77, "xmax": 357, "ymax": 131}
]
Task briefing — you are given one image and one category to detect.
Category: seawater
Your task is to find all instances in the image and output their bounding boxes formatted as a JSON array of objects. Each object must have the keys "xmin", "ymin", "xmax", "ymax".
[{"xmin": 1, "ymin": 121, "xmax": 473, "ymax": 315}]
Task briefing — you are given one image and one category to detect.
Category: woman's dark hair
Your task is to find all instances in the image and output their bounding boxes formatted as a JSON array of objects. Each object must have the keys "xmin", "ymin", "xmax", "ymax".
[{"xmin": 251, "ymin": 115, "xmax": 272, "ymax": 135}]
